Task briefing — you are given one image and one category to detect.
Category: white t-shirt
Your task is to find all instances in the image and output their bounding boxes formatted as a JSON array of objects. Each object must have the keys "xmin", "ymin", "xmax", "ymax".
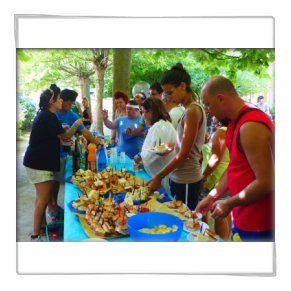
[
  {"xmin": 257, "ymin": 102, "xmax": 269, "ymax": 112},
  {"xmin": 169, "ymin": 106, "xmax": 185, "ymax": 130}
]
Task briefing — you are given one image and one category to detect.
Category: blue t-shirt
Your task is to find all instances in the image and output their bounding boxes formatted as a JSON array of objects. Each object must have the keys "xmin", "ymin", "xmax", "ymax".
[
  {"xmin": 56, "ymin": 110, "xmax": 85, "ymax": 158},
  {"xmin": 116, "ymin": 116, "xmax": 144, "ymax": 159}
]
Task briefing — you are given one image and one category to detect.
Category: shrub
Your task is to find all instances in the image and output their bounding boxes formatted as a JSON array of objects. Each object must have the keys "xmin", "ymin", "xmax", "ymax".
[{"xmin": 17, "ymin": 95, "xmax": 37, "ymax": 131}]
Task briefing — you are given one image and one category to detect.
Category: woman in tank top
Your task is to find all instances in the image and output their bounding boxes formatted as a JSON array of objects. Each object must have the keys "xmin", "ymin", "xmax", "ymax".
[
  {"xmin": 82, "ymin": 97, "xmax": 92, "ymax": 129},
  {"xmin": 147, "ymin": 63, "xmax": 206, "ymax": 210}
]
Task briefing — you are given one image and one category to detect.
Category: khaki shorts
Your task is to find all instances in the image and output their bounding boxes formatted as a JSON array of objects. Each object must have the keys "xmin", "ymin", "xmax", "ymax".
[
  {"xmin": 25, "ymin": 167, "xmax": 54, "ymax": 184},
  {"xmin": 53, "ymin": 157, "xmax": 67, "ymax": 183}
]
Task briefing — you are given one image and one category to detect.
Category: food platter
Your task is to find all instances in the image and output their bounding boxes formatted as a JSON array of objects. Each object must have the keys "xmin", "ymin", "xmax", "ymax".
[
  {"xmin": 183, "ymin": 218, "xmax": 209, "ymax": 234},
  {"xmin": 163, "ymin": 201, "xmax": 188, "ymax": 212},
  {"xmin": 187, "ymin": 232, "xmax": 220, "ymax": 242}
]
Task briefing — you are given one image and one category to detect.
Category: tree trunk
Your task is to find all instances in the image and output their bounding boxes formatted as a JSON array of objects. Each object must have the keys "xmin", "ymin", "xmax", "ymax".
[
  {"xmin": 94, "ymin": 66, "xmax": 105, "ymax": 136},
  {"xmin": 112, "ymin": 49, "xmax": 131, "ymax": 119},
  {"xmin": 79, "ymin": 77, "xmax": 91, "ymax": 108}
]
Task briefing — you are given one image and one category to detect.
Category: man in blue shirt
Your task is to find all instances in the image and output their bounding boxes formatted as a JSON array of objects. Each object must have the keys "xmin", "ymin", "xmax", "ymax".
[
  {"xmin": 47, "ymin": 89, "xmax": 101, "ymax": 219},
  {"xmin": 102, "ymin": 100, "xmax": 144, "ymax": 159}
]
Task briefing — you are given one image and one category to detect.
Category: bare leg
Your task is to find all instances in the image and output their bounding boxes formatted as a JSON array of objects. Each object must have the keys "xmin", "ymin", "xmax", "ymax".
[
  {"xmin": 51, "ymin": 181, "xmax": 60, "ymax": 210},
  {"xmin": 33, "ymin": 181, "xmax": 52, "ymax": 236},
  {"xmin": 214, "ymin": 214, "xmax": 232, "ymax": 241}
]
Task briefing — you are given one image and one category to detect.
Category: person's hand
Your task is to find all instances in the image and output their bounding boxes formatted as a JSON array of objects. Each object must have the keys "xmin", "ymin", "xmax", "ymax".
[
  {"xmin": 126, "ymin": 126, "xmax": 134, "ymax": 135},
  {"xmin": 101, "ymin": 109, "xmax": 108, "ymax": 119},
  {"xmin": 210, "ymin": 199, "xmax": 233, "ymax": 220},
  {"xmin": 75, "ymin": 118, "xmax": 84, "ymax": 126},
  {"xmin": 157, "ymin": 143, "xmax": 175, "ymax": 156},
  {"xmin": 195, "ymin": 195, "xmax": 216, "ymax": 217},
  {"xmin": 136, "ymin": 162, "xmax": 144, "ymax": 170},
  {"xmin": 146, "ymin": 174, "xmax": 162, "ymax": 195},
  {"xmin": 134, "ymin": 155, "xmax": 141, "ymax": 163},
  {"xmin": 111, "ymin": 138, "xmax": 118, "ymax": 145}
]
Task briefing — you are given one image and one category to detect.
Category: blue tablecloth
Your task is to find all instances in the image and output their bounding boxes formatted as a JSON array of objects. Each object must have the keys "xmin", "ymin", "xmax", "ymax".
[{"xmin": 63, "ymin": 153, "xmax": 223, "ymax": 242}]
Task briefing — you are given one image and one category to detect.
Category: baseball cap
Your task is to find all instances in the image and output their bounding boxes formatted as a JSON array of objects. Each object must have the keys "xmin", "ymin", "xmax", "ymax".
[{"xmin": 258, "ymin": 96, "xmax": 264, "ymax": 100}]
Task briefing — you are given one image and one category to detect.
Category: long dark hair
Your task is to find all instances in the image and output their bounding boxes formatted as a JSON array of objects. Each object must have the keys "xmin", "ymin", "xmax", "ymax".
[
  {"xmin": 160, "ymin": 62, "xmax": 196, "ymax": 101},
  {"xmin": 141, "ymin": 97, "xmax": 171, "ymax": 125},
  {"xmin": 37, "ymin": 84, "xmax": 61, "ymax": 115}
]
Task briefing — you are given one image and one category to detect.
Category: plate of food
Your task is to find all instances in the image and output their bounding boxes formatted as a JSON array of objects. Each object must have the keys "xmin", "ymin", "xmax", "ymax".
[
  {"xmin": 163, "ymin": 201, "xmax": 188, "ymax": 212},
  {"xmin": 150, "ymin": 144, "xmax": 169, "ymax": 154},
  {"xmin": 187, "ymin": 229, "xmax": 220, "ymax": 242},
  {"xmin": 183, "ymin": 219, "xmax": 209, "ymax": 233},
  {"xmin": 183, "ymin": 211, "xmax": 202, "ymax": 220}
]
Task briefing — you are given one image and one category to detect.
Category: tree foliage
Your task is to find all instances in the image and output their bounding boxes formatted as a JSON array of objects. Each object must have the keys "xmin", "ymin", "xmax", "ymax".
[{"xmin": 17, "ymin": 48, "xmax": 275, "ymax": 101}]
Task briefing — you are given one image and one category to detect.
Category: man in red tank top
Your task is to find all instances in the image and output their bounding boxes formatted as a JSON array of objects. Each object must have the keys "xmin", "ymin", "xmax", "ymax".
[{"xmin": 196, "ymin": 76, "xmax": 275, "ymax": 242}]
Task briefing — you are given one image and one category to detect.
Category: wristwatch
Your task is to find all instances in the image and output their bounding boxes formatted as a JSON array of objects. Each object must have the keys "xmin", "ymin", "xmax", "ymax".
[{"xmin": 158, "ymin": 171, "xmax": 165, "ymax": 179}]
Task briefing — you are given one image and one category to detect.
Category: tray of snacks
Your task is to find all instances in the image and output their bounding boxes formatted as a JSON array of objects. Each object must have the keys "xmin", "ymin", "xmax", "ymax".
[
  {"xmin": 183, "ymin": 219, "xmax": 209, "ymax": 233},
  {"xmin": 187, "ymin": 228, "xmax": 220, "ymax": 242}
]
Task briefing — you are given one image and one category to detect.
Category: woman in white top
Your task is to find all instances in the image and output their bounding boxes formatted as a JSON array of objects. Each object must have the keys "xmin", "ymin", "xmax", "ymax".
[{"xmin": 133, "ymin": 97, "xmax": 176, "ymax": 193}]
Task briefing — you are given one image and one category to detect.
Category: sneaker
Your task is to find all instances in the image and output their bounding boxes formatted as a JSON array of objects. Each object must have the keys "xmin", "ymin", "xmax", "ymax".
[
  {"xmin": 47, "ymin": 210, "xmax": 58, "ymax": 220},
  {"xmin": 31, "ymin": 235, "xmax": 44, "ymax": 242}
]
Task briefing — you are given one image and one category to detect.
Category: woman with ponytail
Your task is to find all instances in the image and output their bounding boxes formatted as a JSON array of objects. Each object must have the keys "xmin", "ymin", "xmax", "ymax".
[
  {"xmin": 23, "ymin": 84, "xmax": 83, "ymax": 242},
  {"xmin": 146, "ymin": 63, "xmax": 206, "ymax": 210}
]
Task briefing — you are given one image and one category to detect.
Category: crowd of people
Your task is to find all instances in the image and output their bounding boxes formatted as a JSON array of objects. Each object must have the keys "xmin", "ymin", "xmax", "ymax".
[{"xmin": 23, "ymin": 62, "xmax": 275, "ymax": 243}]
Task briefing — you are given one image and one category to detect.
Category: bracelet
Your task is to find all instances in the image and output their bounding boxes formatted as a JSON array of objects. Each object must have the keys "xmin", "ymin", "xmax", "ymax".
[{"xmin": 158, "ymin": 171, "xmax": 165, "ymax": 179}]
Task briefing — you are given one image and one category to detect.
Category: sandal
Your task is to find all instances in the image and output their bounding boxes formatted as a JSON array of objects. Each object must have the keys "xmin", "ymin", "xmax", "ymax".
[{"xmin": 47, "ymin": 210, "xmax": 58, "ymax": 220}]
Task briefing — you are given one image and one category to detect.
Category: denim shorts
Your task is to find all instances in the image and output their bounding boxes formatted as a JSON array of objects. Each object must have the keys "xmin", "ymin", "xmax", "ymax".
[
  {"xmin": 231, "ymin": 223, "xmax": 275, "ymax": 242},
  {"xmin": 170, "ymin": 179, "xmax": 202, "ymax": 210},
  {"xmin": 25, "ymin": 167, "xmax": 54, "ymax": 184}
]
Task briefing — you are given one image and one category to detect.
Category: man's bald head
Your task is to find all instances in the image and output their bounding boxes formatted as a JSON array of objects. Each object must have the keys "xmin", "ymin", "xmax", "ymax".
[{"xmin": 202, "ymin": 75, "xmax": 237, "ymax": 98}]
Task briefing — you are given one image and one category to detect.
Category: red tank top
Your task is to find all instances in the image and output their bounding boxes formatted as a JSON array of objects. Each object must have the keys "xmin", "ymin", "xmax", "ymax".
[{"xmin": 226, "ymin": 104, "xmax": 275, "ymax": 231}]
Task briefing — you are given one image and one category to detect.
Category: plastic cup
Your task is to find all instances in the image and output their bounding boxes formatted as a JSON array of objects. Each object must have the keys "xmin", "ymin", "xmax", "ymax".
[{"xmin": 120, "ymin": 152, "xmax": 126, "ymax": 164}]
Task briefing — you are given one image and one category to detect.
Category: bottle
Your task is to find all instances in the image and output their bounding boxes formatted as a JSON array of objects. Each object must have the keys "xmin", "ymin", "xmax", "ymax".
[
  {"xmin": 101, "ymin": 137, "xmax": 108, "ymax": 165},
  {"xmin": 72, "ymin": 139, "xmax": 80, "ymax": 174},
  {"xmin": 84, "ymin": 144, "xmax": 89, "ymax": 170},
  {"xmin": 87, "ymin": 141, "xmax": 97, "ymax": 172},
  {"xmin": 98, "ymin": 144, "xmax": 107, "ymax": 171}
]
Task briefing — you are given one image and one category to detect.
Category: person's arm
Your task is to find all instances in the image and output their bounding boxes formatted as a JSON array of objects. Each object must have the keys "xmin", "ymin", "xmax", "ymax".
[
  {"xmin": 195, "ymin": 170, "xmax": 229, "ymax": 216},
  {"xmin": 126, "ymin": 124, "xmax": 145, "ymax": 136},
  {"xmin": 80, "ymin": 128, "xmax": 101, "ymax": 150},
  {"xmin": 201, "ymin": 129, "xmax": 226, "ymax": 190},
  {"xmin": 146, "ymin": 105, "xmax": 202, "ymax": 194},
  {"xmin": 101, "ymin": 109, "xmax": 117, "ymax": 129},
  {"xmin": 57, "ymin": 119, "xmax": 83, "ymax": 141},
  {"xmin": 210, "ymin": 121, "xmax": 274, "ymax": 220},
  {"xmin": 76, "ymin": 101, "xmax": 83, "ymax": 118}
]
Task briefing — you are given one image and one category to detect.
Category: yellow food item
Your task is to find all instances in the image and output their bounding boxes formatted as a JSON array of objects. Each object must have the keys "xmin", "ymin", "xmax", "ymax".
[{"xmin": 138, "ymin": 224, "xmax": 178, "ymax": 234}]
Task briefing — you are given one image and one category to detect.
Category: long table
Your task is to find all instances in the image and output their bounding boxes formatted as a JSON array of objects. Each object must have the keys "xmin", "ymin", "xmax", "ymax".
[{"xmin": 63, "ymin": 152, "xmax": 221, "ymax": 242}]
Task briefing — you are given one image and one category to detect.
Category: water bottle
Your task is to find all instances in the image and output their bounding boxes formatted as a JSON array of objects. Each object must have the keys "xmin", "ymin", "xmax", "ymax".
[
  {"xmin": 100, "ymin": 137, "xmax": 108, "ymax": 165},
  {"xmin": 98, "ymin": 144, "xmax": 107, "ymax": 171},
  {"xmin": 72, "ymin": 139, "xmax": 80, "ymax": 174}
]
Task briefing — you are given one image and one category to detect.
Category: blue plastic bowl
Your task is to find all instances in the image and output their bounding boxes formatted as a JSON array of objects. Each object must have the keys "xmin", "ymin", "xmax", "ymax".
[{"xmin": 127, "ymin": 212, "xmax": 183, "ymax": 242}]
